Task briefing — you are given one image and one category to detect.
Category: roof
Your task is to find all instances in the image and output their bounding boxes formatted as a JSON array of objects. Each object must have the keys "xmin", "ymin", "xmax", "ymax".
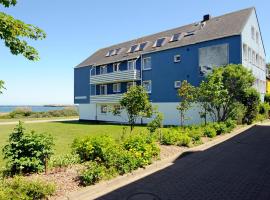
[{"xmin": 76, "ymin": 7, "xmax": 253, "ymax": 68}]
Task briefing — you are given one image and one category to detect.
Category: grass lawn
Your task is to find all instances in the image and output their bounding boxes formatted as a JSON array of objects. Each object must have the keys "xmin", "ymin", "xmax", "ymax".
[{"xmin": 0, "ymin": 121, "xmax": 147, "ymax": 167}]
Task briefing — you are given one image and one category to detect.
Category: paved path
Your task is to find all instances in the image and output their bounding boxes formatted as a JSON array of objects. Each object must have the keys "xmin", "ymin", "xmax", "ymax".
[
  {"xmin": 97, "ymin": 125, "xmax": 270, "ymax": 200},
  {"xmin": 0, "ymin": 118, "xmax": 79, "ymax": 125}
]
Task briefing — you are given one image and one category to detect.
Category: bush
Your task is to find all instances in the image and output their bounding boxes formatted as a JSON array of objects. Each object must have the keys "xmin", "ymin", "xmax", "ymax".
[
  {"xmin": 203, "ymin": 126, "xmax": 217, "ymax": 138},
  {"xmin": 49, "ymin": 153, "xmax": 81, "ymax": 169},
  {"xmin": 264, "ymin": 93, "xmax": 270, "ymax": 104},
  {"xmin": 187, "ymin": 127, "xmax": 203, "ymax": 144},
  {"xmin": 147, "ymin": 112, "xmax": 164, "ymax": 133},
  {"xmin": 80, "ymin": 161, "xmax": 109, "ymax": 186},
  {"xmin": 161, "ymin": 129, "xmax": 191, "ymax": 146},
  {"xmin": 258, "ymin": 102, "xmax": 270, "ymax": 119},
  {"xmin": 225, "ymin": 119, "xmax": 237, "ymax": 132},
  {"xmin": 123, "ymin": 133, "xmax": 160, "ymax": 167},
  {"xmin": 2, "ymin": 122, "xmax": 54, "ymax": 174},
  {"xmin": 242, "ymin": 88, "xmax": 260, "ymax": 124},
  {"xmin": 0, "ymin": 176, "xmax": 55, "ymax": 200},
  {"xmin": 211, "ymin": 122, "xmax": 228, "ymax": 135}
]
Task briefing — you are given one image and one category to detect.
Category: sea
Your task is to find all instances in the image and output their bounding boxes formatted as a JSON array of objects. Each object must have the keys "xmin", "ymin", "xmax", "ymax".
[{"xmin": 0, "ymin": 106, "xmax": 76, "ymax": 113}]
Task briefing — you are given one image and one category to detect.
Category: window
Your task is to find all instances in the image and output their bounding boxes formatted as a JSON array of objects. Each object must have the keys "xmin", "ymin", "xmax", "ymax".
[
  {"xmin": 127, "ymin": 82, "xmax": 136, "ymax": 90},
  {"xmin": 135, "ymin": 42, "xmax": 148, "ymax": 51},
  {"xmin": 252, "ymin": 51, "xmax": 255, "ymax": 64},
  {"xmin": 143, "ymin": 80, "xmax": 152, "ymax": 93},
  {"xmin": 128, "ymin": 44, "xmax": 138, "ymax": 53},
  {"xmin": 113, "ymin": 83, "xmax": 121, "ymax": 93},
  {"xmin": 174, "ymin": 55, "xmax": 181, "ymax": 63},
  {"xmin": 256, "ymin": 54, "xmax": 259, "ymax": 66},
  {"xmin": 100, "ymin": 66, "xmax": 107, "ymax": 74},
  {"xmin": 105, "ymin": 50, "xmax": 114, "ymax": 57},
  {"xmin": 243, "ymin": 44, "xmax": 247, "ymax": 60},
  {"xmin": 101, "ymin": 105, "xmax": 107, "ymax": 114},
  {"xmin": 248, "ymin": 48, "xmax": 251, "ymax": 62},
  {"xmin": 184, "ymin": 31, "xmax": 196, "ymax": 37},
  {"xmin": 113, "ymin": 105, "xmax": 121, "ymax": 115},
  {"xmin": 256, "ymin": 32, "xmax": 259, "ymax": 44},
  {"xmin": 143, "ymin": 57, "xmax": 151, "ymax": 70},
  {"xmin": 100, "ymin": 85, "xmax": 107, "ymax": 95},
  {"xmin": 170, "ymin": 33, "xmax": 181, "ymax": 42},
  {"xmin": 128, "ymin": 60, "xmax": 136, "ymax": 70},
  {"xmin": 174, "ymin": 81, "xmax": 181, "ymax": 88},
  {"xmin": 251, "ymin": 26, "xmax": 255, "ymax": 40},
  {"xmin": 113, "ymin": 63, "xmax": 120, "ymax": 72},
  {"xmin": 153, "ymin": 38, "xmax": 166, "ymax": 47}
]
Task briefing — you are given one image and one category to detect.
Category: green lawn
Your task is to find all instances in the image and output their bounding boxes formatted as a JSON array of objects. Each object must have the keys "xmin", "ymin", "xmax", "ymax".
[{"xmin": 0, "ymin": 121, "xmax": 147, "ymax": 166}]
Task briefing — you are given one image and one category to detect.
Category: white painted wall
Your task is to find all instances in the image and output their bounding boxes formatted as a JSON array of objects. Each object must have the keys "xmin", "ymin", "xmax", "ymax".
[
  {"xmin": 79, "ymin": 102, "xmax": 209, "ymax": 126},
  {"xmin": 79, "ymin": 104, "xmax": 96, "ymax": 120},
  {"xmin": 241, "ymin": 8, "xmax": 266, "ymax": 97}
]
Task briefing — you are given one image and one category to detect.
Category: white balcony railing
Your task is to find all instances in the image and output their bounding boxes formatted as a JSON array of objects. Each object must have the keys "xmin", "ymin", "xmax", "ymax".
[
  {"xmin": 90, "ymin": 70, "xmax": 140, "ymax": 84},
  {"xmin": 90, "ymin": 94, "xmax": 123, "ymax": 103}
]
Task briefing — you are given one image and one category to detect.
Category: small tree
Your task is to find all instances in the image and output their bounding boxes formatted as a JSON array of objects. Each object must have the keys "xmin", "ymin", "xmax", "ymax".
[
  {"xmin": 114, "ymin": 86, "xmax": 153, "ymax": 131},
  {"xmin": 147, "ymin": 108, "xmax": 164, "ymax": 133},
  {"xmin": 177, "ymin": 80, "xmax": 196, "ymax": 126},
  {"xmin": 2, "ymin": 121, "xmax": 54, "ymax": 174}
]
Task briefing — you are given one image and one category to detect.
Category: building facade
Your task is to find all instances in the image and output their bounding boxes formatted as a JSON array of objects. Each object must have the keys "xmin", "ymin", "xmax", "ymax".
[{"xmin": 74, "ymin": 7, "xmax": 266, "ymax": 125}]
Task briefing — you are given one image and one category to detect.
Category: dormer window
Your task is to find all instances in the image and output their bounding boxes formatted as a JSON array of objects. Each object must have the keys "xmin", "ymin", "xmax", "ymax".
[
  {"xmin": 105, "ymin": 50, "xmax": 114, "ymax": 57},
  {"xmin": 135, "ymin": 42, "xmax": 148, "ymax": 51},
  {"xmin": 184, "ymin": 31, "xmax": 196, "ymax": 37},
  {"xmin": 153, "ymin": 38, "xmax": 166, "ymax": 48},
  {"xmin": 128, "ymin": 45, "xmax": 138, "ymax": 53},
  {"xmin": 170, "ymin": 33, "xmax": 181, "ymax": 42}
]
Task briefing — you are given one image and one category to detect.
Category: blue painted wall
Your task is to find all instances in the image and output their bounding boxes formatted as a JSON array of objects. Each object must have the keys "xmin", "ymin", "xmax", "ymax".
[
  {"xmin": 142, "ymin": 36, "xmax": 242, "ymax": 103},
  {"xmin": 74, "ymin": 66, "xmax": 91, "ymax": 104}
]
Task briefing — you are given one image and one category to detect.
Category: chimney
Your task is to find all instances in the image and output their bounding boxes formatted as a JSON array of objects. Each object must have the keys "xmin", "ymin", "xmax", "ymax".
[{"xmin": 203, "ymin": 14, "xmax": 211, "ymax": 22}]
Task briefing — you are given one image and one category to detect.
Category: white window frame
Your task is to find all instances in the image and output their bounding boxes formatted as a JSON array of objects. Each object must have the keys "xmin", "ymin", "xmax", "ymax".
[
  {"xmin": 153, "ymin": 38, "xmax": 165, "ymax": 48},
  {"xmin": 143, "ymin": 80, "xmax": 152, "ymax": 93},
  {"xmin": 100, "ymin": 85, "xmax": 107, "ymax": 95},
  {"xmin": 143, "ymin": 57, "xmax": 151, "ymax": 70},
  {"xmin": 127, "ymin": 82, "xmax": 136, "ymax": 90},
  {"xmin": 174, "ymin": 81, "xmax": 181, "ymax": 88},
  {"xmin": 100, "ymin": 65, "xmax": 107, "ymax": 74},
  {"xmin": 243, "ymin": 44, "xmax": 247, "ymax": 61},
  {"xmin": 113, "ymin": 83, "xmax": 121, "ymax": 93},
  {"xmin": 113, "ymin": 63, "xmax": 120, "ymax": 72},
  {"xmin": 101, "ymin": 105, "xmax": 108, "ymax": 114},
  {"xmin": 248, "ymin": 47, "xmax": 251, "ymax": 63},
  {"xmin": 174, "ymin": 55, "xmax": 181, "ymax": 63},
  {"xmin": 128, "ymin": 60, "xmax": 136, "ymax": 70}
]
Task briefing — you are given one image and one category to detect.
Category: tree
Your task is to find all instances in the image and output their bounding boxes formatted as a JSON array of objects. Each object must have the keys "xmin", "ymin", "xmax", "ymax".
[
  {"xmin": 2, "ymin": 121, "xmax": 54, "ymax": 174},
  {"xmin": 0, "ymin": 80, "xmax": 5, "ymax": 94},
  {"xmin": 0, "ymin": 1, "xmax": 46, "ymax": 60},
  {"xmin": 194, "ymin": 64, "xmax": 257, "ymax": 123},
  {"xmin": 114, "ymin": 86, "xmax": 153, "ymax": 131},
  {"xmin": 147, "ymin": 108, "xmax": 164, "ymax": 133},
  {"xmin": 177, "ymin": 80, "xmax": 196, "ymax": 126}
]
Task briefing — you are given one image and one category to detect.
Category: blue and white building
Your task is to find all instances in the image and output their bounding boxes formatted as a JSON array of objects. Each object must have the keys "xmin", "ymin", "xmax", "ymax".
[{"xmin": 74, "ymin": 7, "xmax": 266, "ymax": 125}]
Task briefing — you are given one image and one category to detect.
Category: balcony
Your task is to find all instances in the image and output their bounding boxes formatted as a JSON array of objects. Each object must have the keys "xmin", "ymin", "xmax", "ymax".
[
  {"xmin": 90, "ymin": 94, "xmax": 123, "ymax": 103},
  {"xmin": 90, "ymin": 70, "xmax": 140, "ymax": 84}
]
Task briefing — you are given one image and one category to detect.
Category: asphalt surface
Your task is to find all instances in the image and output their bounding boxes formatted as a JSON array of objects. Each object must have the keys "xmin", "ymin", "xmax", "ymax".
[{"xmin": 98, "ymin": 125, "xmax": 270, "ymax": 200}]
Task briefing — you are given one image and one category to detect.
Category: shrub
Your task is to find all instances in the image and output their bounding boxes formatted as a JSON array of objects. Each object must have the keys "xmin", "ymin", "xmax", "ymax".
[
  {"xmin": 225, "ymin": 119, "xmax": 237, "ymax": 132},
  {"xmin": 2, "ymin": 122, "xmax": 54, "ymax": 174},
  {"xmin": 123, "ymin": 133, "xmax": 160, "ymax": 167},
  {"xmin": 0, "ymin": 176, "xmax": 55, "ymax": 200},
  {"xmin": 242, "ymin": 88, "xmax": 260, "ymax": 124},
  {"xmin": 49, "ymin": 153, "xmax": 81, "ymax": 169},
  {"xmin": 80, "ymin": 161, "xmax": 108, "ymax": 186},
  {"xmin": 210, "ymin": 122, "xmax": 228, "ymax": 135},
  {"xmin": 187, "ymin": 128, "xmax": 203, "ymax": 144},
  {"xmin": 161, "ymin": 129, "xmax": 191, "ymax": 147},
  {"xmin": 258, "ymin": 102, "xmax": 270, "ymax": 119},
  {"xmin": 203, "ymin": 126, "xmax": 217, "ymax": 138},
  {"xmin": 147, "ymin": 111, "xmax": 164, "ymax": 133},
  {"xmin": 264, "ymin": 93, "xmax": 270, "ymax": 104}
]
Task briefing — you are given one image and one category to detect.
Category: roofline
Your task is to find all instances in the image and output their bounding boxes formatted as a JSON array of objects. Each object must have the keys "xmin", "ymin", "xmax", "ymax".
[{"xmin": 75, "ymin": 34, "xmax": 241, "ymax": 68}]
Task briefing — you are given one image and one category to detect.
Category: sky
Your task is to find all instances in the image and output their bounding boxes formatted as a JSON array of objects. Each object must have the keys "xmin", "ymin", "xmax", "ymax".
[{"xmin": 0, "ymin": 0, "xmax": 269, "ymax": 105}]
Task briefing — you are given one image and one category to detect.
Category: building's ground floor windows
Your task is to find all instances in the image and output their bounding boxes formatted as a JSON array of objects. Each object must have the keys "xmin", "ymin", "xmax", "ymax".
[
  {"xmin": 101, "ymin": 105, "xmax": 108, "ymax": 114},
  {"xmin": 113, "ymin": 83, "xmax": 121, "ymax": 93},
  {"xmin": 143, "ymin": 80, "xmax": 152, "ymax": 93}
]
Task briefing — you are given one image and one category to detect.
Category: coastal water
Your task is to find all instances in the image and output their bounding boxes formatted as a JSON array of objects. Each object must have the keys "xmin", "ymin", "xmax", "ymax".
[{"xmin": 0, "ymin": 106, "xmax": 73, "ymax": 113}]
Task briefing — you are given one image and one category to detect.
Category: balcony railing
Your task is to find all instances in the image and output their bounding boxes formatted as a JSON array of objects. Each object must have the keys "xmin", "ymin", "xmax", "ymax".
[
  {"xmin": 90, "ymin": 94, "xmax": 123, "ymax": 103},
  {"xmin": 90, "ymin": 70, "xmax": 140, "ymax": 84}
]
